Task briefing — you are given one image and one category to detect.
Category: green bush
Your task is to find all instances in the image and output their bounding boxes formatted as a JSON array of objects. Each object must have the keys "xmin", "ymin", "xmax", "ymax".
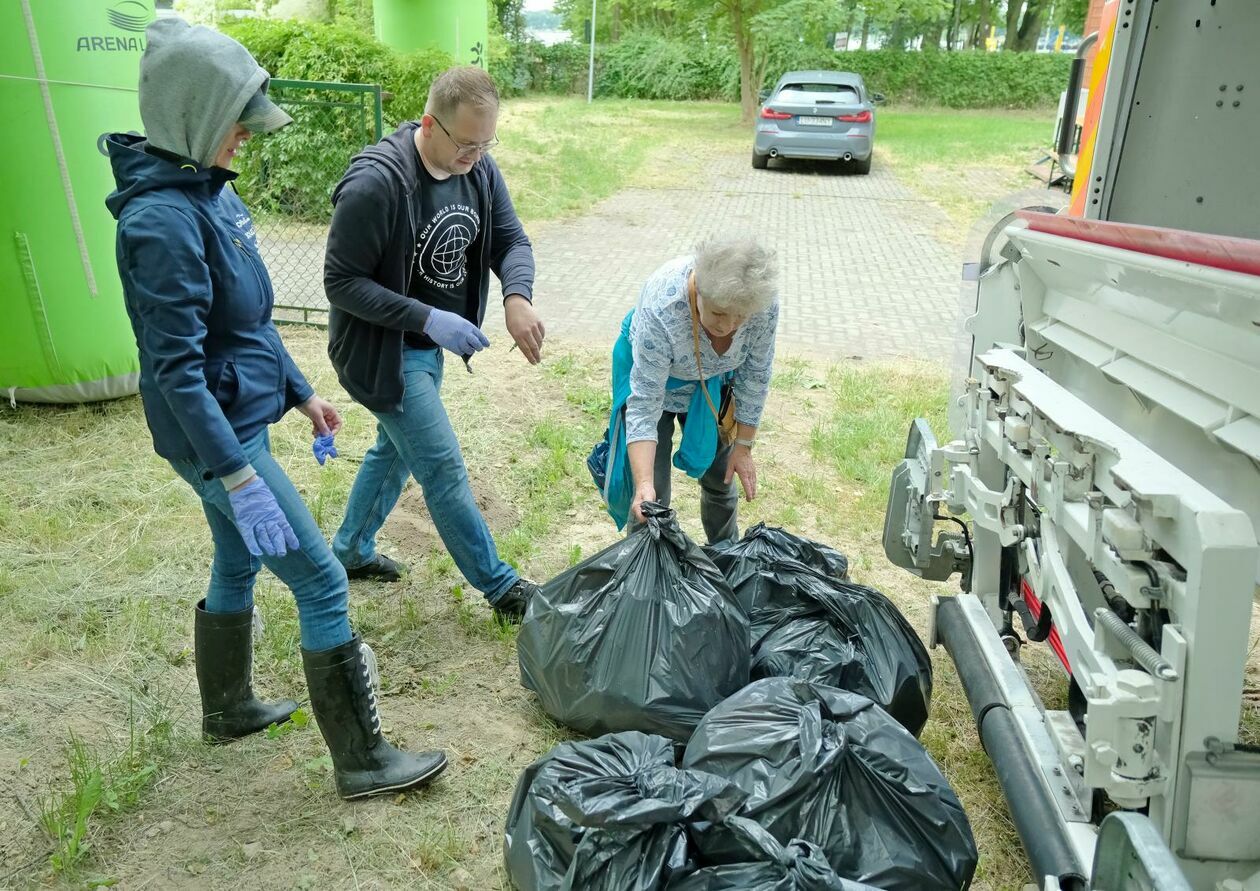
[
  {"xmin": 488, "ymin": 29, "xmax": 530, "ymax": 97},
  {"xmin": 223, "ymin": 18, "xmax": 309, "ymax": 75},
  {"xmin": 231, "ymin": 102, "xmax": 353, "ymax": 221},
  {"xmin": 530, "ymin": 33, "xmax": 1069, "ymax": 108},
  {"xmin": 768, "ymin": 49, "xmax": 1072, "ymax": 107},
  {"xmin": 524, "ymin": 40, "xmax": 591, "ymax": 95},
  {"xmin": 597, "ymin": 32, "xmax": 738, "ymax": 101},
  {"xmin": 224, "ymin": 19, "xmax": 454, "ymax": 220},
  {"xmin": 391, "ymin": 47, "xmax": 458, "ymax": 121},
  {"xmin": 224, "ymin": 19, "xmax": 452, "ymax": 125}
]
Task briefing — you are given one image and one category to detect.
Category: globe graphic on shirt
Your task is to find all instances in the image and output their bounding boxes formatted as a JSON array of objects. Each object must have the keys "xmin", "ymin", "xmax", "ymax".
[
  {"xmin": 432, "ymin": 223, "xmax": 472, "ymax": 277},
  {"xmin": 418, "ymin": 208, "xmax": 478, "ymax": 286}
]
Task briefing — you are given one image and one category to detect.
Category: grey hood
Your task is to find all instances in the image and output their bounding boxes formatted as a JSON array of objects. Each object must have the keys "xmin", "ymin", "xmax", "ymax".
[{"xmin": 138, "ymin": 17, "xmax": 269, "ymax": 168}]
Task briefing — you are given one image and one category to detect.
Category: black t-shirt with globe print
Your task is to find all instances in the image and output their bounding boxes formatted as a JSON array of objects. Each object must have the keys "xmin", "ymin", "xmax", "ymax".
[{"xmin": 404, "ymin": 157, "xmax": 481, "ymax": 349}]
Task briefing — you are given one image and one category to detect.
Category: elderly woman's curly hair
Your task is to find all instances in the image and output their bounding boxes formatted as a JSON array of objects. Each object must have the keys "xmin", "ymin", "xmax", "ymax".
[{"xmin": 692, "ymin": 236, "xmax": 779, "ymax": 317}]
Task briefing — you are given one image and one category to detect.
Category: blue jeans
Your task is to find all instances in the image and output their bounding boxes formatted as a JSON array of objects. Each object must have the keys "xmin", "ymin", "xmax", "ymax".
[
  {"xmin": 169, "ymin": 431, "xmax": 352, "ymax": 652},
  {"xmin": 333, "ymin": 348, "xmax": 518, "ymax": 603}
]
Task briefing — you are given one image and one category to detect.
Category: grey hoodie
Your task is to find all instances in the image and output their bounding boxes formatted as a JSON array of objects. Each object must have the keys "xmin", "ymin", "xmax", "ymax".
[{"xmin": 139, "ymin": 18, "xmax": 268, "ymax": 168}]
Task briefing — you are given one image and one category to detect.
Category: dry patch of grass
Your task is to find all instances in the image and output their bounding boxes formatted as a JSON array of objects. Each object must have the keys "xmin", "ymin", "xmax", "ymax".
[
  {"xmin": 874, "ymin": 107, "xmax": 1059, "ymax": 244},
  {"xmin": 0, "ymin": 327, "xmax": 1048, "ymax": 889}
]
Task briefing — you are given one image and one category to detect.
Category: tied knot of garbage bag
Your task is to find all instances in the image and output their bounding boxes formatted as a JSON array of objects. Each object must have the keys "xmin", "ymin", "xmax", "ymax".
[
  {"xmin": 666, "ymin": 816, "xmax": 881, "ymax": 891},
  {"xmin": 505, "ymin": 732, "xmax": 745, "ymax": 891},
  {"xmin": 549, "ymin": 762, "xmax": 743, "ymax": 831},
  {"xmin": 639, "ymin": 500, "xmax": 689, "ymax": 549},
  {"xmin": 682, "ymin": 678, "xmax": 978, "ymax": 891},
  {"xmin": 706, "ymin": 522, "xmax": 850, "ymax": 584}
]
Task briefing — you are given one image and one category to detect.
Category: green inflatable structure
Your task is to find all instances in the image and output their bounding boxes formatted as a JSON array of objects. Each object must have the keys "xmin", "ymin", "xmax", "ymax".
[
  {"xmin": 1, "ymin": 0, "xmax": 149, "ymax": 404},
  {"xmin": 374, "ymin": 0, "xmax": 488, "ymax": 69}
]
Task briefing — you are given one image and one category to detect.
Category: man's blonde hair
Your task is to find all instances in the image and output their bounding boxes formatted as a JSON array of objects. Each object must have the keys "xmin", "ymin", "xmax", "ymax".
[{"xmin": 425, "ymin": 66, "xmax": 499, "ymax": 120}]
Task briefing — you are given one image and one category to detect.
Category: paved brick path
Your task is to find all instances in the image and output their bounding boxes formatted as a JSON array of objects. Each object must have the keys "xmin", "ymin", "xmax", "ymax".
[
  {"xmin": 483, "ymin": 153, "xmax": 964, "ymax": 361},
  {"xmin": 264, "ymin": 151, "xmax": 967, "ymax": 362}
]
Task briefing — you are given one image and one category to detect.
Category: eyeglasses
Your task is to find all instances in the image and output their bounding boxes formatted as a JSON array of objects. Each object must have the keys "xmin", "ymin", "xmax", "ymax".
[{"xmin": 429, "ymin": 113, "xmax": 499, "ymax": 156}]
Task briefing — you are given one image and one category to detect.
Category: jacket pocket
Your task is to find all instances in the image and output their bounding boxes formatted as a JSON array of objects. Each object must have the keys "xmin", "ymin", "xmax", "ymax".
[{"xmin": 206, "ymin": 358, "xmax": 240, "ymax": 410}]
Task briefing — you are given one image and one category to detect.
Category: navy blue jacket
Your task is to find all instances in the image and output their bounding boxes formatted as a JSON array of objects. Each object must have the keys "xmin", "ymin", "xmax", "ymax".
[
  {"xmin": 324, "ymin": 122, "xmax": 535, "ymax": 412},
  {"xmin": 106, "ymin": 133, "xmax": 313, "ymax": 480}
]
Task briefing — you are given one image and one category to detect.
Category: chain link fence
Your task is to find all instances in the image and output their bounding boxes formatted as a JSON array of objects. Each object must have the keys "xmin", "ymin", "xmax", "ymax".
[{"xmin": 233, "ymin": 79, "xmax": 384, "ymax": 325}]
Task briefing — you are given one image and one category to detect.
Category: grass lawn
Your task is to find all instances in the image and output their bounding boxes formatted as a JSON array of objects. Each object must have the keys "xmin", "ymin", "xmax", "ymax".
[
  {"xmin": 1, "ymin": 95, "xmax": 1187, "ymax": 891},
  {"xmin": 876, "ymin": 108, "xmax": 1055, "ymax": 235},
  {"xmin": 492, "ymin": 97, "xmax": 751, "ymax": 224},
  {"xmin": 492, "ymin": 98, "xmax": 1054, "ymax": 240}
]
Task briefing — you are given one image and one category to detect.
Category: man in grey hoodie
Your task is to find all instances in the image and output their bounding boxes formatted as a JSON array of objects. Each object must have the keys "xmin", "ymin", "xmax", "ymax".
[
  {"xmin": 108, "ymin": 17, "xmax": 446, "ymax": 800},
  {"xmin": 324, "ymin": 66, "xmax": 545, "ymax": 620}
]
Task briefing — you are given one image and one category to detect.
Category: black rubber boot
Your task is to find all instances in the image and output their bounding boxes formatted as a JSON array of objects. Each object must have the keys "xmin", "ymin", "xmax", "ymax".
[
  {"xmin": 302, "ymin": 635, "xmax": 448, "ymax": 800},
  {"xmin": 344, "ymin": 553, "xmax": 404, "ymax": 583},
  {"xmin": 491, "ymin": 578, "xmax": 540, "ymax": 623},
  {"xmin": 194, "ymin": 600, "xmax": 299, "ymax": 743}
]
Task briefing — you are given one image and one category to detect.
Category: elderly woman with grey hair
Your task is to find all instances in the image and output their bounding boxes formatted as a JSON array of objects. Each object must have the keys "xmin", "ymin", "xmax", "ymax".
[{"xmin": 596, "ymin": 236, "xmax": 779, "ymax": 542}]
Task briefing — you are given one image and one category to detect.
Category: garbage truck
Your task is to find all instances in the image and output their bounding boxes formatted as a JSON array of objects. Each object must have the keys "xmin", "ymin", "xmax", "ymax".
[{"xmin": 882, "ymin": 1, "xmax": 1260, "ymax": 888}]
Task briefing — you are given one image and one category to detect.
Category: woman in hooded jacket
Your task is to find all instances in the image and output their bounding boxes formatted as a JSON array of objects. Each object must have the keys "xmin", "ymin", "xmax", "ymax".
[{"xmin": 105, "ymin": 18, "xmax": 446, "ymax": 800}]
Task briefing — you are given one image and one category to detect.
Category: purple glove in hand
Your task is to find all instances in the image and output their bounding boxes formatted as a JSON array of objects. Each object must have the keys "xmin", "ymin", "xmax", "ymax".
[
  {"xmin": 313, "ymin": 432, "xmax": 338, "ymax": 466},
  {"xmin": 228, "ymin": 476, "xmax": 300, "ymax": 558},
  {"xmin": 423, "ymin": 308, "xmax": 490, "ymax": 355}
]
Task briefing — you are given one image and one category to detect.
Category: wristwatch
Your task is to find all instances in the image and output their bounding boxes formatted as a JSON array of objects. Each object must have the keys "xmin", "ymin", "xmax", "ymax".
[{"xmin": 734, "ymin": 437, "xmax": 755, "ymax": 450}]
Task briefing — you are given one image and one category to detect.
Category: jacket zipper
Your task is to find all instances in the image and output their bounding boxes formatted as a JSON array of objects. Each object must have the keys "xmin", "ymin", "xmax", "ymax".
[
  {"xmin": 232, "ymin": 236, "xmax": 286, "ymax": 403},
  {"xmin": 232, "ymin": 236, "xmax": 268, "ymax": 312},
  {"xmin": 404, "ymin": 184, "xmax": 417, "ymax": 297}
]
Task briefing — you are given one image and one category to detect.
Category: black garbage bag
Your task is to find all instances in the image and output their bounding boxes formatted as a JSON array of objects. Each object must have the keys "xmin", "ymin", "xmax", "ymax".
[
  {"xmin": 744, "ymin": 565, "xmax": 932, "ymax": 737},
  {"xmin": 668, "ymin": 817, "xmax": 880, "ymax": 891},
  {"xmin": 706, "ymin": 523, "xmax": 849, "ymax": 588},
  {"xmin": 745, "ymin": 572, "xmax": 937, "ymax": 741},
  {"xmin": 518, "ymin": 502, "xmax": 750, "ymax": 741},
  {"xmin": 503, "ymin": 731, "xmax": 745, "ymax": 891},
  {"xmin": 682, "ymin": 678, "xmax": 977, "ymax": 891}
]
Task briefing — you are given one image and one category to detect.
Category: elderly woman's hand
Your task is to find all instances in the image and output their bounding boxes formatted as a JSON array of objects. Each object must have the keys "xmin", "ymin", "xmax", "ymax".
[
  {"xmin": 631, "ymin": 481, "xmax": 657, "ymax": 525},
  {"xmin": 725, "ymin": 444, "xmax": 757, "ymax": 502}
]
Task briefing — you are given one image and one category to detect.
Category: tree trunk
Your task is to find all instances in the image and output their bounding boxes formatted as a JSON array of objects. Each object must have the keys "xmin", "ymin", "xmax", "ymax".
[
  {"xmin": 1005, "ymin": 0, "xmax": 1022, "ymax": 50},
  {"xmin": 924, "ymin": 20, "xmax": 947, "ymax": 51},
  {"xmin": 1010, "ymin": 0, "xmax": 1048, "ymax": 50},
  {"xmin": 732, "ymin": 3, "xmax": 757, "ymax": 122},
  {"xmin": 889, "ymin": 17, "xmax": 911, "ymax": 50},
  {"xmin": 860, "ymin": 14, "xmax": 871, "ymax": 49},
  {"xmin": 976, "ymin": 0, "xmax": 991, "ymax": 47}
]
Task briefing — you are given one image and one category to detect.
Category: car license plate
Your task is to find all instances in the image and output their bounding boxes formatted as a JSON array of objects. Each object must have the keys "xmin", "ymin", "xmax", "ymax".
[{"xmin": 798, "ymin": 116, "xmax": 833, "ymax": 127}]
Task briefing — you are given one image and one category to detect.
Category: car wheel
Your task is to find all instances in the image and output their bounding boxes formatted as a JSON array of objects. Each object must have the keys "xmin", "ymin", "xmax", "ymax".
[
  {"xmin": 851, "ymin": 155, "xmax": 872, "ymax": 175},
  {"xmin": 751, "ymin": 149, "xmax": 769, "ymax": 170}
]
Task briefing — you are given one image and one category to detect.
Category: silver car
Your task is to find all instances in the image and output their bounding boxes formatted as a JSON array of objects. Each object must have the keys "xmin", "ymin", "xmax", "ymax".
[{"xmin": 752, "ymin": 71, "xmax": 883, "ymax": 174}]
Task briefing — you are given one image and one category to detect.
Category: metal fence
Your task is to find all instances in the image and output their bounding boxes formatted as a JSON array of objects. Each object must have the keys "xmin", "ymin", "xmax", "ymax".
[{"xmin": 234, "ymin": 79, "xmax": 384, "ymax": 324}]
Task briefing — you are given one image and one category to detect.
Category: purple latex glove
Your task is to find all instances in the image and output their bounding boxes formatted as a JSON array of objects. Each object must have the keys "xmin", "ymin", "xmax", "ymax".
[
  {"xmin": 313, "ymin": 432, "xmax": 338, "ymax": 466},
  {"xmin": 228, "ymin": 476, "xmax": 300, "ymax": 557},
  {"xmin": 423, "ymin": 308, "xmax": 490, "ymax": 355}
]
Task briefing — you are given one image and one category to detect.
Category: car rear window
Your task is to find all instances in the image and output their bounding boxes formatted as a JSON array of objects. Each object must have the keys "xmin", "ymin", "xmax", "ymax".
[{"xmin": 780, "ymin": 83, "xmax": 860, "ymax": 100}]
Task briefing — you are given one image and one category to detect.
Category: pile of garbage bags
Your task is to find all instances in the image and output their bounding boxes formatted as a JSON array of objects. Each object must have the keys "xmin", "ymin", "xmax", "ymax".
[
  {"xmin": 504, "ymin": 682, "xmax": 976, "ymax": 890},
  {"xmin": 708, "ymin": 526, "xmax": 933, "ymax": 737},
  {"xmin": 510, "ymin": 509, "xmax": 975, "ymax": 890}
]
